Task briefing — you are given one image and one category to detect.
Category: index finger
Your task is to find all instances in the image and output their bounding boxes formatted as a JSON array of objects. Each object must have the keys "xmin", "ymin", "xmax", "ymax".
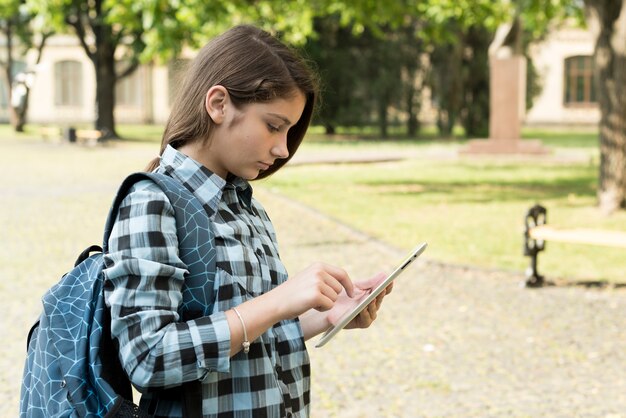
[{"xmin": 321, "ymin": 263, "xmax": 354, "ymax": 298}]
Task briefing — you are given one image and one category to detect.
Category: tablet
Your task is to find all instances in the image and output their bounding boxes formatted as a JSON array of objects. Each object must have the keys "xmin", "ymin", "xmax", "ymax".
[{"xmin": 315, "ymin": 242, "xmax": 428, "ymax": 348}]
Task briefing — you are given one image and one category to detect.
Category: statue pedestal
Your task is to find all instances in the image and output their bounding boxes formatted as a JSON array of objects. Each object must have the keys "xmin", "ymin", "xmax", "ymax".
[
  {"xmin": 460, "ymin": 55, "xmax": 550, "ymax": 155},
  {"xmin": 460, "ymin": 139, "xmax": 550, "ymax": 155}
]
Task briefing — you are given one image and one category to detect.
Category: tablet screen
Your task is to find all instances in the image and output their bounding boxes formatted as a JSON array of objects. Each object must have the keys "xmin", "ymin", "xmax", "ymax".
[{"xmin": 315, "ymin": 242, "xmax": 427, "ymax": 348}]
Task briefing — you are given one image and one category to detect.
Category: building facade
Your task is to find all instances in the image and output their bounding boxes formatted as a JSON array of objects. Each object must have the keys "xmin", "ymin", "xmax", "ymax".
[
  {"xmin": 0, "ymin": 27, "xmax": 599, "ymax": 128},
  {"xmin": 525, "ymin": 27, "xmax": 599, "ymax": 126}
]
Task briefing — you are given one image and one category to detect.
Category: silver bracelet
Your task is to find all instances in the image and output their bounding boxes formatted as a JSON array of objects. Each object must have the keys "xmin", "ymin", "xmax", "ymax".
[{"xmin": 232, "ymin": 307, "xmax": 250, "ymax": 354}]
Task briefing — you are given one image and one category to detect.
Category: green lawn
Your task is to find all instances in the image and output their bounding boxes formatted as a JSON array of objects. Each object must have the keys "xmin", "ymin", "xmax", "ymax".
[
  {"xmin": 261, "ymin": 132, "xmax": 625, "ymax": 285},
  {"xmin": 2, "ymin": 122, "xmax": 621, "ymax": 283}
]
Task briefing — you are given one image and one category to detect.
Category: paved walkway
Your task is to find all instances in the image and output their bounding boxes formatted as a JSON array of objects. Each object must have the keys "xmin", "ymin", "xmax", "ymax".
[
  {"xmin": 259, "ymin": 189, "xmax": 626, "ymax": 418},
  {"xmin": 1, "ymin": 138, "xmax": 624, "ymax": 417}
]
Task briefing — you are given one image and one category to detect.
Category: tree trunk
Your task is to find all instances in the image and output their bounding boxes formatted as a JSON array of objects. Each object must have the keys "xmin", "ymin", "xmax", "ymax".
[
  {"xmin": 12, "ymin": 33, "xmax": 49, "ymax": 133},
  {"xmin": 378, "ymin": 96, "xmax": 389, "ymax": 138},
  {"xmin": 462, "ymin": 25, "xmax": 491, "ymax": 138},
  {"xmin": 404, "ymin": 73, "xmax": 420, "ymax": 137},
  {"xmin": 586, "ymin": 0, "xmax": 626, "ymax": 213},
  {"xmin": 94, "ymin": 50, "xmax": 117, "ymax": 138},
  {"xmin": 14, "ymin": 90, "xmax": 28, "ymax": 132},
  {"xmin": 3, "ymin": 18, "xmax": 18, "ymax": 129},
  {"xmin": 430, "ymin": 37, "xmax": 463, "ymax": 138},
  {"xmin": 406, "ymin": 91, "xmax": 420, "ymax": 137},
  {"xmin": 91, "ymin": 18, "xmax": 118, "ymax": 139}
]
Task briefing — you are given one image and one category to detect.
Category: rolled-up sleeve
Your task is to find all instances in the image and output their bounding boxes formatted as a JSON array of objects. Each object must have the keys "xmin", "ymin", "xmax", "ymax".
[{"xmin": 103, "ymin": 181, "xmax": 231, "ymax": 391}]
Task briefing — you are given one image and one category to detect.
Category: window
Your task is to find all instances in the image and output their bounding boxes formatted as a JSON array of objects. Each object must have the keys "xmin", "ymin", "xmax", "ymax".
[
  {"xmin": 564, "ymin": 56, "xmax": 596, "ymax": 105},
  {"xmin": 54, "ymin": 60, "xmax": 82, "ymax": 106},
  {"xmin": 168, "ymin": 59, "xmax": 190, "ymax": 105},
  {"xmin": 116, "ymin": 64, "xmax": 142, "ymax": 107}
]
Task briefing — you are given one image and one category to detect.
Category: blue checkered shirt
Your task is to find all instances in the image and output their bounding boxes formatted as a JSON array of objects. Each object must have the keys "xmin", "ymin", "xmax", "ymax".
[{"xmin": 103, "ymin": 145, "xmax": 310, "ymax": 417}]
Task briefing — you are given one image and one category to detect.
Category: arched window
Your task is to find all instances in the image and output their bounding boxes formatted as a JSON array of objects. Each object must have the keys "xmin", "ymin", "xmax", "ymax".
[
  {"xmin": 168, "ymin": 59, "xmax": 190, "ymax": 105},
  {"xmin": 564, "ymin": 56, "xmax": 596, "ymax": 105},
  {"xmin": 54, "ymin": 60, "xmax": 82, "ymax": 106}
]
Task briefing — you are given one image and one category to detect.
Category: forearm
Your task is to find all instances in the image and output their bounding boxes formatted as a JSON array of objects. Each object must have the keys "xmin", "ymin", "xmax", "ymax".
[
  {"xmin": 225, "ymin": 290, "xmax": 288, "ymax": 355},
  {"xmin": 298, "ymin": 309, "xmax": 331, "ymax": 341}
]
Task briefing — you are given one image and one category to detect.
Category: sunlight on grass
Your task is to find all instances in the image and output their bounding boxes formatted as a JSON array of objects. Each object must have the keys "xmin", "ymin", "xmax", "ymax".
[
  {"xmin": 1, "ymin": 122, "xmax": 619, "ymax": 282},
  {"xmin": 261, "ymin": 156, "xmax": 626, "ymax": 284}
]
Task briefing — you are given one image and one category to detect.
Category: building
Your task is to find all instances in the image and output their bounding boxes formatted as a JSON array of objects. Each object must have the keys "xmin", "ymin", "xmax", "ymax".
[
  {"xmin": 0, "ymin": 27, "xmax": 599, "ymax": 128},
  {"xmin": 525, "ymin": 27, "xmax": 599, "ymax": 126}
]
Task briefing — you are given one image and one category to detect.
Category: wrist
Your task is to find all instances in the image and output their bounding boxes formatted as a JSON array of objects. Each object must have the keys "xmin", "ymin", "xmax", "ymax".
[
  {"xmin": 232, "ymin": 307, "xmax": 250, "ymax": 354},
  {"xmin": 263, "ymin": 282, "xmax": 299, "ymax": 321}
]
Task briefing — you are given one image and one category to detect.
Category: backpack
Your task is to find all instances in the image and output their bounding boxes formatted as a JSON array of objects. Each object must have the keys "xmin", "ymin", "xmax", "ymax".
[{"xmin": 20, "ymin": 172, "xmax": 216, "ymax": 418}]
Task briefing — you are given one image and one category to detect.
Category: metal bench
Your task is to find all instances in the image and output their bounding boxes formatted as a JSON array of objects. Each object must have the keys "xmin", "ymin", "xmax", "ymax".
[{"xmin": 523, "ymin": 204, "xmax": 626, "ymax": 287}]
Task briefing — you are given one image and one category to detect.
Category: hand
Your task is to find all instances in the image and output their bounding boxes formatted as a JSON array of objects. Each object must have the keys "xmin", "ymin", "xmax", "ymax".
[
  {"xmin": 274, "ymin": 263, "xmax": 355, "ymax": 319},
  {"xmin": 327, "ymin": 272, "xmax": 392, "ymax": 330}
]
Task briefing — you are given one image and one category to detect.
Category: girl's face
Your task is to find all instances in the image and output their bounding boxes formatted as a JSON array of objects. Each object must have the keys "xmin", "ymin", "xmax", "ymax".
[{"xmin": 198, "ymin": 89, "xmax": 306, "ymax": 180}]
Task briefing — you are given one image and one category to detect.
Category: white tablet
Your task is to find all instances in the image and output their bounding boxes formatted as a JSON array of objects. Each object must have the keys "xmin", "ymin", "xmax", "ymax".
[{"xmin": 315, "ymin": 242, "xmax": 428, "ymax": 348}]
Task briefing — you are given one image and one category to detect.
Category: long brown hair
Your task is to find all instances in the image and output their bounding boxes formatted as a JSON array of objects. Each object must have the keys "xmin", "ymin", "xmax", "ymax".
[{"xmin": 146, "ymin": 25, "xmax": 319, "ymax": 179}]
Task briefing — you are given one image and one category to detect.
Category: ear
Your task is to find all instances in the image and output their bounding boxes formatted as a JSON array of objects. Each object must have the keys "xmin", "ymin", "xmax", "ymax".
[{"xmin": 204, "ymin": 85, "xmax": 229, "ymax": 124}]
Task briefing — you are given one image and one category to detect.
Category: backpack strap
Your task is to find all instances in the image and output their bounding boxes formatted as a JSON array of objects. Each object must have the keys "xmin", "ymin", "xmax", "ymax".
[
  {"xmin": 103, "ymin": 172, "xmax": 216, "ymax": 317},
  {"xmin": 103, "ymin": 172, "xmax": 215, "ymax": 417}
]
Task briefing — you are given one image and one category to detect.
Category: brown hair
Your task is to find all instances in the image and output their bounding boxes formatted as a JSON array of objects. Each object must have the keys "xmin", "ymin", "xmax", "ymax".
[{"xmin": 145, "ymin": 25, "xmax": 319, "ymax": 179}]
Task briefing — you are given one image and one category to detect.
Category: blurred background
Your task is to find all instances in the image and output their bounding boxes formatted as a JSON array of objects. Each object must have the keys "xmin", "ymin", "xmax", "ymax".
[{"xmin": 2, "ymin": 0, "xmax": 626, "ymax": 417}]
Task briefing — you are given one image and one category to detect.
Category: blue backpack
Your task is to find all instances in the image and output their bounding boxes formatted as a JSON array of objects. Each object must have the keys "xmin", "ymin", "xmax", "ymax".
[{"xmin": 20, "ymin": 172, "xmax": 216, "ymax": 418}]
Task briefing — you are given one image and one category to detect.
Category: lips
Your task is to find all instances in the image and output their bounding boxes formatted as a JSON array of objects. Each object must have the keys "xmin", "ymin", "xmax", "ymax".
[{"xmin": 258, "ymin": 161, "xmax": 272, "ymax": 170}]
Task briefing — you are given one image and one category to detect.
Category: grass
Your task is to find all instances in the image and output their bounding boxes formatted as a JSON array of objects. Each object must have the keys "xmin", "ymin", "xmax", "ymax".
[
  {"xmin": 260, "ymin": 131, "xmax": 625, "ymax": 284},
  {"xmin": 110, "ymin": 119, "xmax": 607, "ymax": 285},
  {"xmin": 1, "ymin": 122, "xmax": 621, "ymax": 283}
]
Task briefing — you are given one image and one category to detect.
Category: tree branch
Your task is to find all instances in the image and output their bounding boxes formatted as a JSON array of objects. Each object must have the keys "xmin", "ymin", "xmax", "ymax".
[
  {"xmin": 66, "ymin": 16, "xmax": 95, "ymax": 62},
  {"xmin": 34, "ymin": 32, "xmax": 52, "ymax": 66},
  {"xmin": 117, "ymin": 59, "xmax": 139, "ymax": 80}
]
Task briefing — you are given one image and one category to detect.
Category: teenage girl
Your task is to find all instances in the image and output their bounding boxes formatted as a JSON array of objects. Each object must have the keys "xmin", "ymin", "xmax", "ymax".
[{"xmin": 104, "ymin": 24, "xmax": 391, "ymax": 417}]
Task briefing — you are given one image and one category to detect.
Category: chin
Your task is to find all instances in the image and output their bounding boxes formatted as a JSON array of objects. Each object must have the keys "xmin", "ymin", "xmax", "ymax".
[{"xmin": 241, "ymin": 171, "xmax": 261, "ymax": 180}]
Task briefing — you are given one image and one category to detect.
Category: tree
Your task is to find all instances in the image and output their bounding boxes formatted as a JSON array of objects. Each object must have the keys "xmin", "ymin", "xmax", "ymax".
[
  {"xmin": 26, "ymin": 0, "xmax": 322, "ymax": 138},
  {"xmin": 461, "ymin": 24, "xmax": 492, "ymax": 138},
  {"xmin": 514, "ymin": 0, "xmax": 625, "ymax": 213},
  {"xmin": 27, "ymin": 0, "xmax": 161, "ymax": 138},
  {"xmin": 304, "ymin": 16, "xmax": 369, "ymax": 135},
  {"xmin": 583, "ymin": 0, "xmax": 626, "ymax": 213},
  {"xmin": 428, "ymin": 27, "xmax": 465, "ymax": 137},
  {"xmin": 0, "ymin": 0, "xmax": 50, "ymax": 131}
]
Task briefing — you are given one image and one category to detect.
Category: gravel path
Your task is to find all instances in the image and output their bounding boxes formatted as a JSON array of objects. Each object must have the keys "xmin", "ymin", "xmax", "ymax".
[
  {"xmin": 260, "ymin": 189, "xmax": 626, "ymax": 418},
  {"xmin": 1, "ymin": 138, "xmax": 624, "ymax": 418}
]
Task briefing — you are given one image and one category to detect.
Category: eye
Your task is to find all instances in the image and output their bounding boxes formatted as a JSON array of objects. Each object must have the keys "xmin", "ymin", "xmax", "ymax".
[{"xmin": 267, "ymin": 123, "xmax": 280, "ymax": 133}]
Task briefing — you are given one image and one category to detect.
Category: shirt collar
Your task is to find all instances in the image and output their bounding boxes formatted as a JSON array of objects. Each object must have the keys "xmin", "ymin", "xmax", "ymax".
[
  {"xmin": 226, "ymin": 174, "xmax": 254, "ymax": 209},
  {"xmin": 158, "ymin": 145, "xmax": 253, "ymax": 213}
]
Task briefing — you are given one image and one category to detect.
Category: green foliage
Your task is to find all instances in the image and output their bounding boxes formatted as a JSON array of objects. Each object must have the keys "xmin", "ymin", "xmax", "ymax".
[
  {"xmin": 304, "ymin": 15, "xmax": 430, "ymax": 138},
  {"xmin": 0, "ymin": 0, "xmax": 40, "ymax": 54},
  {"xmin": 0, "ymin": 0, "xmax": 20, "ymax": 19},
  {"xmin": 518, "ymin": 0, "xmax": 585, "ymax": 40}
]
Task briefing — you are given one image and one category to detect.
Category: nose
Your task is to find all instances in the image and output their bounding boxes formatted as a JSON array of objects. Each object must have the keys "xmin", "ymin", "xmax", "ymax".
[{"xmin": 271, "ymin": 133, "xmax": 289, "ymax": 159}]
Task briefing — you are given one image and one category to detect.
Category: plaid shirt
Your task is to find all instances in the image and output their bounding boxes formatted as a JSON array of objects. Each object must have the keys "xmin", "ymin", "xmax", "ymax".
[{"xmin": 104, "ymin": 145, "xmax": 310, "ymax": 417}]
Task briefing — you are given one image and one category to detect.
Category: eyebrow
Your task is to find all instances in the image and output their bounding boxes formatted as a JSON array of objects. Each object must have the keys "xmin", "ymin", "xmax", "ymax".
[{"xmin": 267, "ymin": 113, "xmax": 292, "ymax": 126}]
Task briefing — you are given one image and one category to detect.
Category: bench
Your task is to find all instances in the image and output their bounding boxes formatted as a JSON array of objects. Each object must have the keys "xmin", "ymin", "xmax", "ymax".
[
  {"xmin": 40, "ymin": 127, "xmax": 103, "ymax": 145},
  {"xmin": 523, "ymin": 204, "xmax": 626, "ymax": 287},
  {"xmin": 40, "ymin": 127, "xmax": 62, "ymax": 141},
  {"xmin": 75, "ymin": 129, "xmax": 103, "ymax": 145}
]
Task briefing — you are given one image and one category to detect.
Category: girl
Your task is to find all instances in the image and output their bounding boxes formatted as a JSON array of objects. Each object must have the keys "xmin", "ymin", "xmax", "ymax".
[{"xmin": 103, "ymin": 24, "xmax": 391, "ymax": 417}]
